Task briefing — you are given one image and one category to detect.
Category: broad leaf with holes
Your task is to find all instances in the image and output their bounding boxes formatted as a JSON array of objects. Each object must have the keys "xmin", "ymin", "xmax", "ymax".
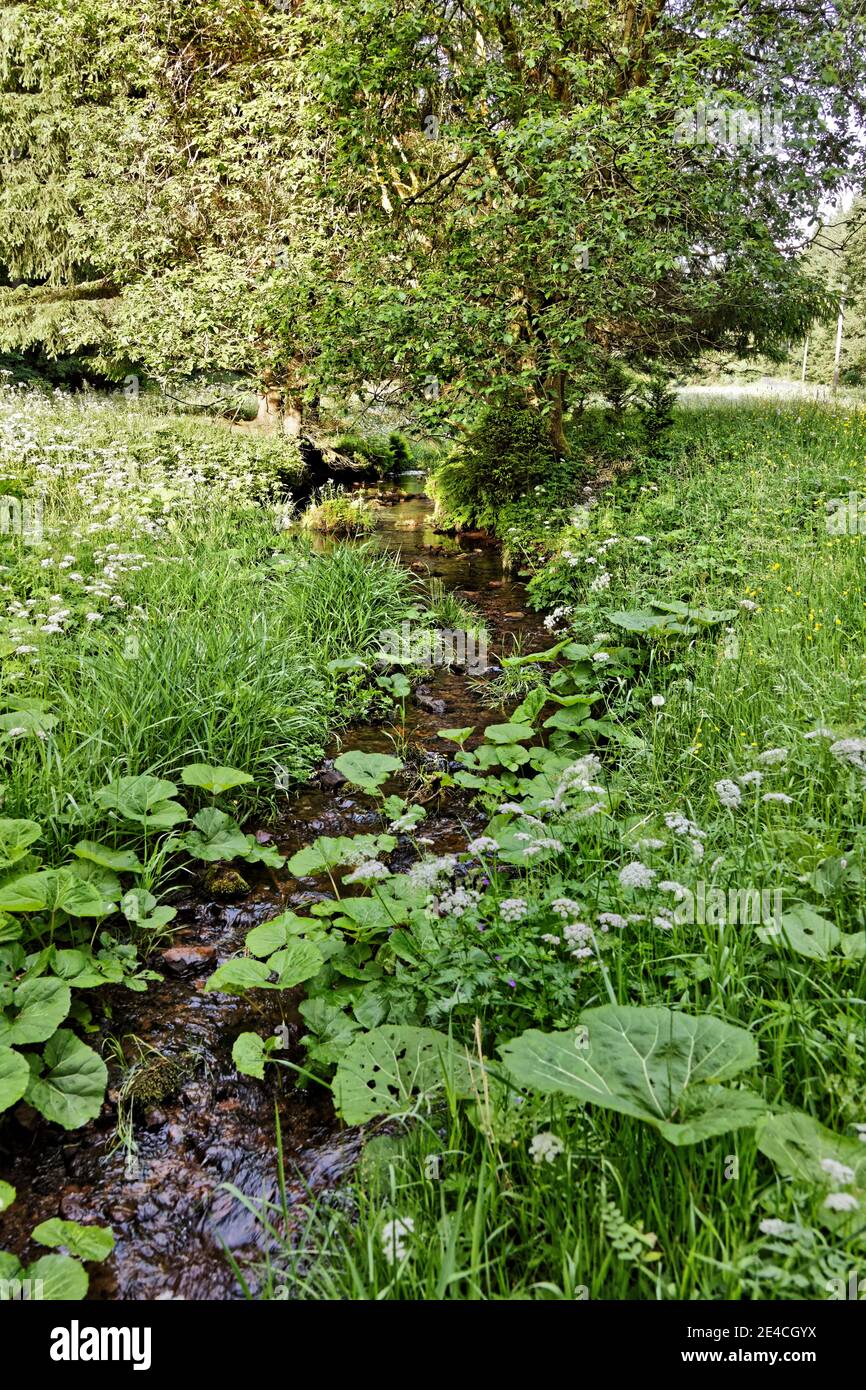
[
  {"xmin": 500, "ymin": 1005, "xmax": 764, "ymax": 1145},
  {"xmin": 332, "ymin": 1024, "xmax": 476, "ymax": 1124}
]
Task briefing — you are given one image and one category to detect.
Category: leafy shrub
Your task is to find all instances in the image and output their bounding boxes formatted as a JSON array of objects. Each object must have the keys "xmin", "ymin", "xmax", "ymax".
[{"xmin": 431, "ymin": 398, "xmax": 557, "ymax": 528}]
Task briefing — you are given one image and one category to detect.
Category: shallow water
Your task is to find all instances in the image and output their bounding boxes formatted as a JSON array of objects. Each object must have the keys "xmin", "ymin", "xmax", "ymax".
[{"xmin": 0, "ymin": 486, "xmax": 548, "ymax": 1300}]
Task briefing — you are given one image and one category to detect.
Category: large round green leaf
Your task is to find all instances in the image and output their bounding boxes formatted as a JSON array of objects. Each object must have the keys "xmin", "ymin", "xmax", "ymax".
[
  {"xmin": 333, "ymin": 750, "xmax": 403, "ymax": 791},
  {"xmin": 32, "ymin": 1218, "xmax": 115, "ymax": 1263},
  {"xmin": 0, "ymin": 976, "xmax": 71, "ymax": 1045},
  {"xmin": 500, "ymin": 1005, "xmax": 764, "ymax": 1146},
  {"xmin": 25, "ymin": 1029, "xmax": 108, "ymax": 1130},
  {"xmin": 25, "ymin": 1253, "xmax": 88, "ymax": 1300},
  {"xmin": 0, "ymin": 1046, "xmax": 29, "ymax": 1112},
  {"xmin": 180, "ymin": 763, "xmax": 254, "ymax": 795}
]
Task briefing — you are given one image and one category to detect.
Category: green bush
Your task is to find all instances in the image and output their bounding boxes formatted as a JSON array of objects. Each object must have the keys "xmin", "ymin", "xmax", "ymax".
[{"xmin": 431, "ymin": 399, "xmax": 556, "ymax": 528}]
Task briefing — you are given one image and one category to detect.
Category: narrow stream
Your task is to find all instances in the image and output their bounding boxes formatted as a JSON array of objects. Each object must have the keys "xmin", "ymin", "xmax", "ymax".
[{"xmin": 0, "ymin": 484, "xmax": 548, "ymax": 1300}]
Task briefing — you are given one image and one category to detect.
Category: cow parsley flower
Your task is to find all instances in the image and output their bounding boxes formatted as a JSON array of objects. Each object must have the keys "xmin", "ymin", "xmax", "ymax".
[
  {"xmin": 715, "ymin": 778, "xmax": 742, "ymax": 809},
  {"xmin": 467, "ymin": 836, "xmax": 500, "ymax": 856},
  {"xmin": 344, "ymin": 860, "xmax": 389, "ymax": 883},
  {"xmin": 759, "ymin": 747, "xmax": 788, "ymax": 766},
  {"xmin": 381, "ymin": 1216, "xmax": 414, "ymax": 1264},
  {"xmin": 762, "ymin": 792, "xmax": 793, "ymax": 804},
  {"xmin": 820, "ymin": 1157, "xmax": 856, "ymax": 1186},
  {"xmin": 823, "ymin": 1192, "xmax": 860, "ymax": 1212},
  {"xmin": 830, "ymin": 738, "xmax": 866, "ymax": 770},
  {"xmin": 618, "ymin": 861, "xmax": 656, "ymax": 889},
  {"xmin": 499, "ymin": 897, "xmax": 528, "ymax": 923},
  {"xmin": 529, "ymin": 1132, "xmax": 564, "ymax": 1165}
]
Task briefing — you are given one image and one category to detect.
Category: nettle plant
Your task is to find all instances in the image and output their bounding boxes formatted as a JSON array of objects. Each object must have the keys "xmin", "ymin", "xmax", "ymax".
[{"xmin": 0, "ymin": 762, "xmax": 285, "ymax": 1131}]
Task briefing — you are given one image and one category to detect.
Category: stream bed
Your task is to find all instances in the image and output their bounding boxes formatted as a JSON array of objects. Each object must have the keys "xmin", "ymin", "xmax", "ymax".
[{"xmin": 0, "ymin": 485, "xmax": 548, "ymax": 1300}]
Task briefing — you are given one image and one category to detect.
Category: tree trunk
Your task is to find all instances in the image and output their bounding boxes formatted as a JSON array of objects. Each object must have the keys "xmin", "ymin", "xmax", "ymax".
[{"xmin": 544, "ymin": 372, "xmax": 570, "ymax": 455}]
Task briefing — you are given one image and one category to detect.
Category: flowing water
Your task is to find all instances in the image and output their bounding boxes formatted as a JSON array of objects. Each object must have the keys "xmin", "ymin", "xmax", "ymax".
[{"xmin": 0, "ymin": 484, "xmax": 548, "ymax": 1300}]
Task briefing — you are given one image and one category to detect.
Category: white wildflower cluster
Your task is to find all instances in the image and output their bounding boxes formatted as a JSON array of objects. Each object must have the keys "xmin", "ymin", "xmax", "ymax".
[
  {"xmin": 543, "ymin": 604, "xmax": 573, "ymax": 633},
  {"xmin": 664, "ymin": 811, "xmax": 706, "ymax": 860},
  {"xmin": 381, "ymin": 1216, "xmax": 414, "ymax": 1264},
  {"xmin": 758, "ymin": 747, "xmax": 788, "ymax": 766},
  {"xmin": 830, "ymin": 737, "xmax": 866, "ymax": 771},
  {"xmin": 529, "ymin": 1132, "xmax": 564, "ymax": 1164},
  {"xmin": 429, "ymin": 885, "xmax": 481, "ymax": 919},
  {"xmin": 715, "ymin": 778, "xmax": 742, "ymax": 809},
  {"xmin": 819, "ymin": 1155, "xmax": 860, "ymax": 1213},
  {"xmin": 406, "ymin": 854, "xmax": 458, "ymax": 891},
  {"xmin": 343, "ymin": 860, "xmax": 389, "ymax": 884},
  {"xmin": 563, "ymin": 920, "xmax": 593, "ymax": 958},
  {"xmin": 550, "ymin": 897, "xmax": 582, "ymax": 918},
  {"xmin": 499, "ymin": 897, "xmax": 528, "ymax": 923},
  {"xmin": 618, "ymin": 861, "xmax": 656, "ymax": 889},
  {"xmin": 590, "ymin": 569, "xmax": 611, "ymax": 592},
  {"xmin": 466, "ymin": 836, "xmax": 500, "ymax": 857},
  {"xmin": 758, "ymin": 1218, "xmax": 799, "ymax": 1237}
]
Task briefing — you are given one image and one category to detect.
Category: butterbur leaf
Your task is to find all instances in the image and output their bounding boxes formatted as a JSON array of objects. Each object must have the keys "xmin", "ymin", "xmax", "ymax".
[
  {"xmin": 32, "ymin": 1218, "xmax": 115, "ymax": 1263},
  {"xmin": 245, "ymin": 912, "xmax": 309, "ymax": 957},
  {"xmin": 94, "ymin": 774, "xmax": 179, "ymax": 819},
  {"xmin": 0, "ymin": 976, "xmax": 71, "ymax": 1046},
  {"xmin": 500, "ymin": 1005, "xmax": 763, "ymax": 1146},
  {"xmin": 332, "ymin": 1024, "xmax": 477, "ymax": 1125},
  {"xmin": 72, "ymin": 841, "xmax": 142, "ymax": 873},
  {"xmin": 0, "ymin": 819, "xmax": 42, "ymax": 869},
  {"xmin": 241, "ymin": 835, "xmax": 285, "ymax": 868},
  {"xmin": 483, "ymin": 722, "xmax": 535, "ymax": 744},
  {"xmin": 232, "ymin": 1032, "xmax": 266, "ymax": 1079},
  {"xmin": 25, "ymin": 1029, "xmax": 108, "ymax": 1129},
  {"xmin": 24, "ymin": 1254, "xmax": 88, "ymax": 1300},
  {"xmin": 205, "ymin": 938, "xmax": 322, "ymax": 995},
  {"xmin": 0, "ymin": 1045, "xmax": 29, "ymax": 1112},
  {"xmin": 180, "ymin": 763, "xmax": 255, "ymax": 795},
  {"xmin": 757, "ymin": 1111, "xmax": 866, "ymax": 1189},
  {"xmin": 333, "ymin": 750, "xmax": 403, "ymax": 791},
  {"xmin": 0, "ymin": 1179, "xmax": 14, "ymax": 1212},
  {"xmin": 757, "ymin": 904, "xmax": 839, "ymax": 960},
  {"xmin": 288, "ymin": 833, "xmax": 395, "ymax": 877},
  {"xmin": 436, "ymin": 726, "xmax": 474, "ymax": 745},
  {"xmin": 0, "ymin": 870, "xmax": 107, "ymax": 918},
  {"xmin": 180, "ymin": 808, "xmax": 249, "ymax": 862}
]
